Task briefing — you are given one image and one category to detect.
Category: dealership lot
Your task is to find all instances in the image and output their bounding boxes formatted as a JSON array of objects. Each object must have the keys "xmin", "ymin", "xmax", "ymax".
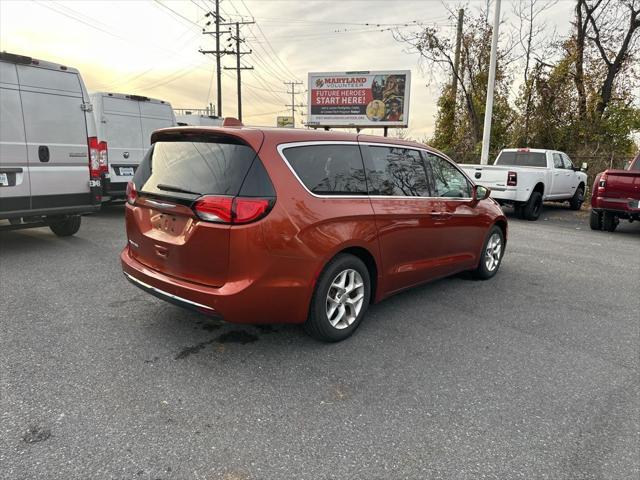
[{"xmin": 1, "ymin": 205, "xmax": 638, "ymax": 479}]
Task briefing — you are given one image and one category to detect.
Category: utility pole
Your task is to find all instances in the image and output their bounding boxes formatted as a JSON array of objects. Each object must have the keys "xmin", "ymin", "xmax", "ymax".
[
  {"xmin": 480, "ymin": 0, "xmax": 501, "ymax": 165},
  {"xmin": 452, "ymin": 8, "xmax": 464, "ymax": 100},
  {"xmin": 200, "ymin": 1, "xmax": 232, "ymax": 117},
  {"xmin": 223, "ymin": 21, "xmax": 254, "ymax": 122},
  {"xmin": 284, "ymin": 81, "xmax": 304, "ymax": 127}
]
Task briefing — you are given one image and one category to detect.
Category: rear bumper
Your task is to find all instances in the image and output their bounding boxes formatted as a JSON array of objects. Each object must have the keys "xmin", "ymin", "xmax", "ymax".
[
  {"xmin": 124, "ymin": 272, "xmax": 223, "ymax": 319},
  {"xmin": 120, "ymin": 246, "xmax": 311, "ymax": 324},
  {"xmin": 488, "ymin": 188, "xmax": 523, "ymax": 203},
  {"xmin": 592, "ymin": 197, "xmax": 640, "ymax": 218}
]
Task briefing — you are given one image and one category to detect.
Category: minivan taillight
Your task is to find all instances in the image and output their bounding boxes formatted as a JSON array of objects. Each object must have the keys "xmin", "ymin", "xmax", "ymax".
[
  {"xmin": 507, "ymin": 171, "xmax": 518, "ymax": 186},
  {"xmin": 193, "ymin": 196, "xmax": 273, "ymax": 224},
  {"xmin": 126, "ymin": 181, "xmax": 137, "ymax": 205},
  {"xmin": 98, "ymin": 141, "xmax": 108, "ymax": 174},
  {"xmin": 88, "ymin": 136, "xmax": 100, "ymax": 178}
]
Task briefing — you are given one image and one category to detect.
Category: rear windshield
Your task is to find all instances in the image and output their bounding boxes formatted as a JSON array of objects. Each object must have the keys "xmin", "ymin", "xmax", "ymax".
[
  {"xmin": 135, "ymin": 140, "xmax": 256, "ymax": 199},
  {"xmin": 630, "ymin": 155, "xmax": 640, "ymax": 171},
  {"xmin": 495, "ymin": 151, "xmax": 547, "ymax": 167}
]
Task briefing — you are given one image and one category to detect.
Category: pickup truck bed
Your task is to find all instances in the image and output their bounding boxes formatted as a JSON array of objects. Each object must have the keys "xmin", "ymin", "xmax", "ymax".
[{"xmin": 590, "ymin": 154, "xmax": 640, "ymax": 232}]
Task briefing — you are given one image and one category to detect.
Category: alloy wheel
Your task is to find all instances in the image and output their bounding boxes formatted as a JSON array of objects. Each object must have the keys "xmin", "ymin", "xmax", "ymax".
[{"xmin": 325, "ymin": 269, "xmax": 365, "ymax": 329}]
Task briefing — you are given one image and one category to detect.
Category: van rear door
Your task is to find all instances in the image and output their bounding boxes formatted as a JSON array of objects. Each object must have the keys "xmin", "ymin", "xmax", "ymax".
[
  {"xmin": 101, "ymin": 96, "xmax": 145, "ymax": 190},
  {"xmin": 0, "ymin": 60, "xmax": 30, "ymax": 215},
  {"xmin": 140, "ymin": 101, "xmax": 176, "ymax": 148},
  {"xmin": 18, "ymin": 65, "xmax": 91, "ymax": 210}
]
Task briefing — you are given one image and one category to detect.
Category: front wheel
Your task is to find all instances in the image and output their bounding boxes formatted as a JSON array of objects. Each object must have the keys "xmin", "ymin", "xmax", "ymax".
[
  {"xmin": 473, "ymin": 226, "xmax": 505, "ymax": 280},
  {"xmin": 304, "ymin": 254, "xmax": 371, "ymax": 342},
  {"xmin": 48, "ymin": 215, "xmax": 81, "ymax": 237},
  {"xmin": 569, "ymin": 186, "xmax": 585, "ymax": 211}
]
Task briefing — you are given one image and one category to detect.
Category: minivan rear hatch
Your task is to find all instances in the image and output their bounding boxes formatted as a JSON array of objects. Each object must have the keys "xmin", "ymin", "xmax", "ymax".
[{"xmin": 126, "ymin": 129, "xmax": 265, "ymax": 287}]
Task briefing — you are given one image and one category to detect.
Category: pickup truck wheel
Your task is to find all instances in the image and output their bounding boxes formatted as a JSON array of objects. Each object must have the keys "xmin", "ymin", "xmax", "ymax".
[
  {"xmin": 602, "ymin": 212, "xmax": 618, "ymax": 232},
  {"xmin": 48, "ymin": 215, "xmax": 81, "ymax": 237},
  {"xmin": 589, "ymin": 210, "xmax": 603, "ymax": 230},
  {"xmin": 569, "ymin": 186, "xmax": 584, "ymax": 210},
  {"xmin": 304, "ymin": 254, "xmax": 371, "ymax": 342},
  {"xmin": 522, "ymin": 192, "xmax": 543, "ymax": 221},
  {"xmin": 473, "ymin": 226, "xmax": 504, "ymax": 280}
]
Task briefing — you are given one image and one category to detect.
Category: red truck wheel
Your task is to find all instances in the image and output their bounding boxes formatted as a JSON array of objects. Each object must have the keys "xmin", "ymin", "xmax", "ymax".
[{"xmin": 589, "ymin": 210, "xmax": 602, "ymax": 230}]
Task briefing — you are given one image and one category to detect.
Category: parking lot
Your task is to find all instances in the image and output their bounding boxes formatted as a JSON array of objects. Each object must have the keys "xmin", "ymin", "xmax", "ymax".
[{"xmin": 1, "ymin": 205, "xmax": 638, "ymax": 479}]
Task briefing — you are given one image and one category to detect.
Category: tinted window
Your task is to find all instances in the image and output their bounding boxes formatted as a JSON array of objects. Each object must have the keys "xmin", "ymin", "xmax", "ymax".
[
  {"xmin": 424, "ymin": 153, "xmax": 472, "ymax": 198},
  {"xmin": 495, "ymin": 151, "xmax": 547, "ymax": 167},
  {"xmin": 561, "ymin": 154, "xmax": 574, "ymax": 170},
  {"xmin": 364, "ymin": 146, "xmax": 430, "ymax": 196},
  {"xmin": 283, "ymin": 144, "xmax": 367, "ymax": 195},
  {"xmin": 135, "ymin": 140, "xmax": 256, "ymax": 199}
]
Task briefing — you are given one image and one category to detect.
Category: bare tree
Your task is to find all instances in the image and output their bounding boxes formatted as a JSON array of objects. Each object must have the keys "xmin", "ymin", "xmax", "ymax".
[{"xmin": 513, "ymin": 0, "xmax": 558, "ymax": 142}]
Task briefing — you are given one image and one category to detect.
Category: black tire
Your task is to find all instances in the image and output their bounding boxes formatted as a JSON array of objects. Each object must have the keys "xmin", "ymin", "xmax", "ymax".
[
  {"xmin": 569, "ymin": 186, "xmax": 585, "ymax": 211},
  {"xmin": 304, "ymin": 254, "xmax": 371, "ymax": 342},
  {"xmin": 522, "ymin": 191, "xmax": 543, "ymax": 221},
  {"xmin": 602, "ymin": 212, "xmax": 618, "ymax": 232},
  {"xmin": 589, "ymin": 210, "xmax": 602, "ymax": 230},
  {"xmin": 48, "ymin": 215, "xmax": 81, "ymax": 237},
  {"xmin": 473, "ymin": 225, "xmax": 505, "ymax": 280}
]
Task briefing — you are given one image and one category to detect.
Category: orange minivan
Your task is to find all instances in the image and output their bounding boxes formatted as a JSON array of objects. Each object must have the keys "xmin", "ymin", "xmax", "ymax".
[{"xmin": 121, "ymin": 127, "xmax": 507, "ymax": 341}]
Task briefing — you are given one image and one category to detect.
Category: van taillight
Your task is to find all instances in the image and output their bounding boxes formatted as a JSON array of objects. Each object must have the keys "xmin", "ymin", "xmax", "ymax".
[
  {"xmin": 98, "ymin": 141, "xmax": 108, "ymax": 174},
  {"xmin": 193, "ymin": 196, "xmax": 273, "ymax": 224},
  {"xmin": 507, "ymin": 171, "xmax": 518, "ymax": 186},
  {"xmin": 88, "ymin": 137, "xmax": 100, "ymax": 178},
  {"xmin": 126, "ymin": 181, "xmax": 137, "ymax": 205}
]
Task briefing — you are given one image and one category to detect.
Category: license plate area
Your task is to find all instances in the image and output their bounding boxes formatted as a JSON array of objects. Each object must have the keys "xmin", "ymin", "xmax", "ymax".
[{"xmin": 118, "ymin": 166, "xmax": 136, "ymax": 176}]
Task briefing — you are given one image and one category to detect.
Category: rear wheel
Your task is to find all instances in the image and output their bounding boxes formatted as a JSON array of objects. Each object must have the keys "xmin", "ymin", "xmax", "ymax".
[
  {"xmin": 304, "ymin": 254, "xmax": 371, "ymax": 342},
  {"xmin": 473, "ymin": 226, "xmax": 505, "ymax": 280},
  {"xmin": 602, "ymin": 212, "xmax": 618, "ymax": 232},
  {"xmin": 589, "ymin": 210, "xmax": 602, "ymax": 230},
  {"xmin": 569, "ymin": 186, "xmax": 585, "ymax": 210},
  {"xmin": 522, "ymin": 191, "xmax": 543, "ymax": 221},
  {"xmin": 48, "ymin": 215, "xmax": 81, "ymax": 237}
]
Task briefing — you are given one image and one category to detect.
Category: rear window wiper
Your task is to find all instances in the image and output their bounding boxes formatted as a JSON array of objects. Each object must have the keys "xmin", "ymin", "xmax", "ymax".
[{"xmin": 156, "ymin": 184, "xmax": 202, "ymax": 196}]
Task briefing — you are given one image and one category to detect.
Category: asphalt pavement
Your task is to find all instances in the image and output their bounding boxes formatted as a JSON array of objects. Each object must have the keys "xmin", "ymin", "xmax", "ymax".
[{"xmin": 1, "ymin": 203, "xmax": 638, "ymax": 480}]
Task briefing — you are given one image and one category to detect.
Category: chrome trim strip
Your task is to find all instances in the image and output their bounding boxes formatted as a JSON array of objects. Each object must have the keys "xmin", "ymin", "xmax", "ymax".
[
  {"xmin": 123, "ymin": 272, "xmax": 215, "ymax": 311},
  {"xmin": 145, "ymin": 199, "xmax": 176, "ymax": 208},
  {"xmin": 276, "ymin": 141, "xmax": 473, "ymax": 201}
]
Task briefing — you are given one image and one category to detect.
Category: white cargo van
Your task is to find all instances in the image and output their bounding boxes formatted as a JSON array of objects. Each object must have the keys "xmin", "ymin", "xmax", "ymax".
[
  {"xmin": 0, "ymin": 52, "xmax": 101, "ymax": 236},
  {"xmin": 175, "ymin": 113, "xmax": 223, "ymax": 127},
  {"xmin": 91, "ymin": 92, "xmax": 176, "ymax": 199}
]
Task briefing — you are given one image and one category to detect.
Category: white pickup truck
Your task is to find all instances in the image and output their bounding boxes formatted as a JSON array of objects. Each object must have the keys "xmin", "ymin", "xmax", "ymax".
[{"xmin": 460, "ymin": 148, "xmax": 588, "ymax": 221}]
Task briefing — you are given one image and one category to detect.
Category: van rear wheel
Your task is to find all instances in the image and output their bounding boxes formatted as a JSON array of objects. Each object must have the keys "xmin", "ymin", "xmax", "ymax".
[
  {"xmin": 48, "ymin": 215, "xmax": 81, "ymax": 237},
  {"xmin": 304, "ymin": 254, "xmax": 371, "ymax": 342}
]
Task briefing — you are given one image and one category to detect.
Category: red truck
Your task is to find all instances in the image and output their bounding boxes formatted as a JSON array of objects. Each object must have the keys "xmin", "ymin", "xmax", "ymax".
[{"xmin": 590, "ymin": 153, "xmax": 640, "ymax": 231}]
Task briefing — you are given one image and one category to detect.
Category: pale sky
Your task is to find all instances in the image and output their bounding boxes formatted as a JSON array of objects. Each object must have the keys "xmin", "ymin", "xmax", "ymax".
[{"xmin": 0, "ymin": 0, "xmax": 575, "ymax": 139}]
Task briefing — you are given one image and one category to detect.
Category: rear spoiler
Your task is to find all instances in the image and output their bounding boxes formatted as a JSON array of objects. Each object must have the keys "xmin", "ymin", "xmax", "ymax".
[{"xmin": 0, "ymin": 52, "xmax": 32, "ymax": 65}]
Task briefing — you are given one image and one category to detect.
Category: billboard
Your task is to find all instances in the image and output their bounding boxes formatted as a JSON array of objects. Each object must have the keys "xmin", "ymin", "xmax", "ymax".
[
  {"xmin": 307, "ymin": 70, "xmax": 410, "ymax": 128},
  {"xmin": 276, "ymin": 116, "xmax": 294, "ymax": 128}
]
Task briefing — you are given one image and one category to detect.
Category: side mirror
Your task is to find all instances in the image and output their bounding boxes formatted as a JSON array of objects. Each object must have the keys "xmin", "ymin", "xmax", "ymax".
[
  {"xmin": 581, "ymin": 162, "xmax": 588, "ymax": 172},
  {"xmin": 473, "ymin": 185, "xmax": 491, "ymax": 203}
]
